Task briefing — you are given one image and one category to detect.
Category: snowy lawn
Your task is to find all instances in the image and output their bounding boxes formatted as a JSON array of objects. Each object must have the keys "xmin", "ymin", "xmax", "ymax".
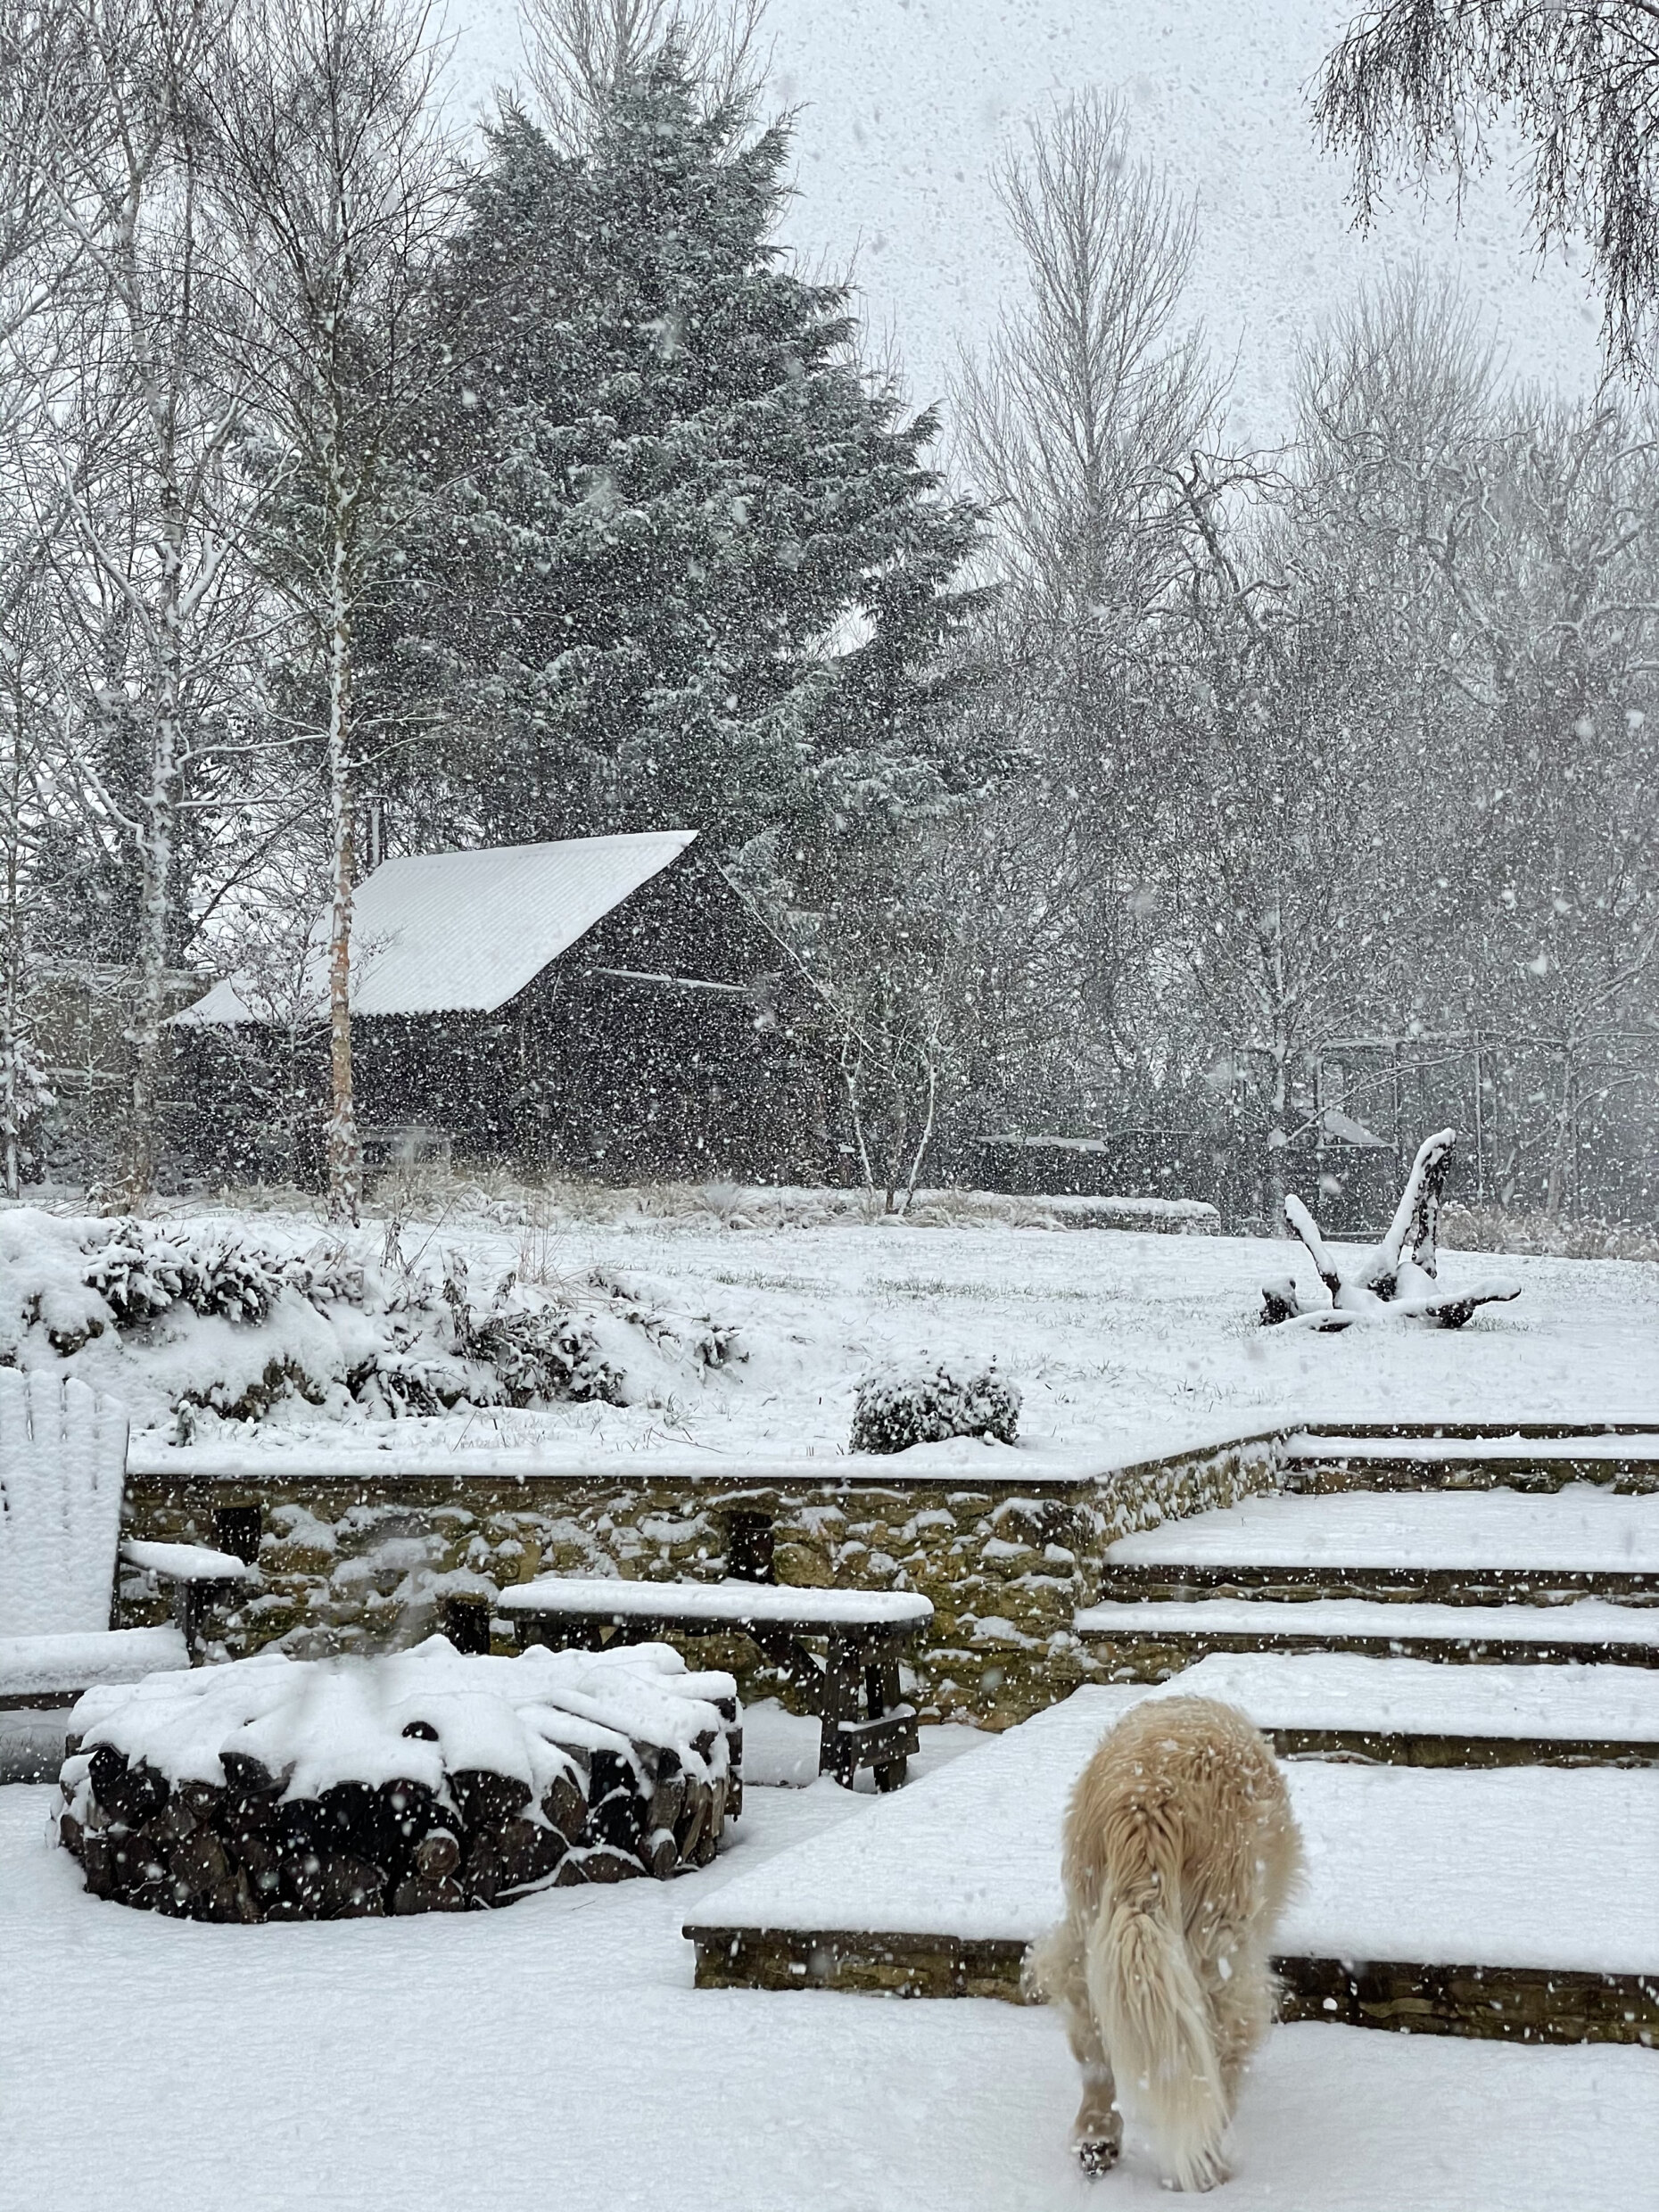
[
  {"xmin": 60, "ymin": 1201, "xmax": 1659, "ymax": 1461},
  {"xmin": 3, "ymin": 1750, "xmax": 1655, "ymax": 2212}
]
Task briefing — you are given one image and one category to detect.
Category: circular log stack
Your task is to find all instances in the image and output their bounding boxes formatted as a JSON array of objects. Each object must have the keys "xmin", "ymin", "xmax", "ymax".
[{"xmin": 53, "ymin": 1641, "xmax": 741, "ymax": 1922}]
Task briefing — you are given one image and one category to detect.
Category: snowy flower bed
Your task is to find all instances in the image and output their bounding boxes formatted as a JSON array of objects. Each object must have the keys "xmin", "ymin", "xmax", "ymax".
[
  {"xmin": 0, "ymin": 1209, "xmax": 740, "ymax": 1434},
  {"xmin": 850, "ymin": 1360, "xmax": 1021, "ymax": 1454},
  {"xmin": 54, "ymin": 1638, "xmax": 740, "ymax": 1920}
]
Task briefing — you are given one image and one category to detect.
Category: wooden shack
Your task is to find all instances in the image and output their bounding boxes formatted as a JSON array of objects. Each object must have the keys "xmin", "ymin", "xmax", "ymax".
[{"xmin": 175, "ymin": 832, "xmax": 820, "ymax": 1185}]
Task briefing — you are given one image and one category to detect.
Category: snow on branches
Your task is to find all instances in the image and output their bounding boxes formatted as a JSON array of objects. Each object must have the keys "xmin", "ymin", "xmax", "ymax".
[{"xmin": 0, "ymin": 1209, "xmax": 741, "ymax": 1433}]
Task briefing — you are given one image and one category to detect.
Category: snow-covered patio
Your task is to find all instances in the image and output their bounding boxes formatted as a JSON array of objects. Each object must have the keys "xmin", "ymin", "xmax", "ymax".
[{"xmin": 4, "ymin": 1747, "xmax": 1657, "ymax": 2212}]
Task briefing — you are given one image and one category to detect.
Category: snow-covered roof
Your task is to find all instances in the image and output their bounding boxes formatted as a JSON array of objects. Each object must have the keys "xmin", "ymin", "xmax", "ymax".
[{"xmin": 177, "ymin": 831, "xmax": 697, "ymax": 1026}]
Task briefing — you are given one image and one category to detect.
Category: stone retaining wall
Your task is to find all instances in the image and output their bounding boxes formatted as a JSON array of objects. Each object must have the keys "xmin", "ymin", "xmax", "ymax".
[
  {"xmin": 687, "ymin": 1925, "xmax": 1659, "ymax": 2044},
  {"xmin": 116, "ymin": 1435, "xmax": 1281, "ymax": 1729}
]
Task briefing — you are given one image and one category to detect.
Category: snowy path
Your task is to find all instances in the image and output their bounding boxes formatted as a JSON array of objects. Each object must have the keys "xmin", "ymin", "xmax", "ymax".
[
  {"xmin": 696, "ymin": 1691, "xmax": 1659, "ymax": 1973},
  {"xmin": 1108, "ymin": 1486, "xmax": 1659, "ymax": 1572},
  {"xmin": 2, "ymin": 1766, "xmax": 1655, "ymax": 2212}
]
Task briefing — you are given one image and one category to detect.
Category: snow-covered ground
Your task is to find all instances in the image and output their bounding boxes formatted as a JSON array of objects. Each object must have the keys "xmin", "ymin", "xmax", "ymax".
[
  {"xmin": 7, "ymin": 1203, "xmax": 1658, "ymax": 2207},
  {"xmin": 12, "ymin": 1195, "xmax": 1654, "ymax": 1461},
  {"xmin": 4, "ymin": 1748, "xmax": 1655, "ymax": 2212}
]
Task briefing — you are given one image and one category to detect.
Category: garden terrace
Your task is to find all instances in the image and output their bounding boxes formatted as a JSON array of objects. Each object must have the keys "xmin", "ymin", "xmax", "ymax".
[
  {"xmin": 685, "ymin": 1683, "xmax": 1659, "ymax": 2043},
  {"xmin": 110, "ymin": 1422, "xmax": 1659, "ymax": 1726},
  {"xmin": 115, "ymin": 1429, "xmax": 1283, "ymax": 1727}
]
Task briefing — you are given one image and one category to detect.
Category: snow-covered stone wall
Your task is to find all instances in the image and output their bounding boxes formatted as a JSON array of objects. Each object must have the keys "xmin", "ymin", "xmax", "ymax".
[{"xmin": 114, "ymin": 1437, "xmax": 1280, "ymax": 1727}]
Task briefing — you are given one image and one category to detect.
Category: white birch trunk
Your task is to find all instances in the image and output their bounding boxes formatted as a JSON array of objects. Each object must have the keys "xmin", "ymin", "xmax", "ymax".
[
  {"xmin": 0, "ymin": 734, "xmax": 24, "ymax": 1201},
  {"xmin": 125, "ymin": 477, "xmax": 188, "ymax": 1201},
  {"xmin": 1261, "ymin": 899, "xmax": 1293, "ymax": 1234},
  {"xmin": 325, "ymin": 500, "xmax": 360, "ymax": 1224}
]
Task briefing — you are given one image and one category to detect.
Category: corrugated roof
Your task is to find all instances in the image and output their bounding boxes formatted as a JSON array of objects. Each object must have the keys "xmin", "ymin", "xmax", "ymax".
[{"xmin": 177, "ymin": 831, "xmax": 697, "ymax": 1026}]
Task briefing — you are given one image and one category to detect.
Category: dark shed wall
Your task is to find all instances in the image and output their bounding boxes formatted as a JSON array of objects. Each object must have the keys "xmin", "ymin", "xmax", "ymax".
[{"xmin": 182, "ymin": 854, "xmax": 822, "ymax": 1186}]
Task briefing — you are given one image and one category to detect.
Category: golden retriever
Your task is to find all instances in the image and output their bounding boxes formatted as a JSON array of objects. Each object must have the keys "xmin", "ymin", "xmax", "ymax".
[{"xmin": 1024, "ymin": 1696, "xmax": 1301, "ymax": 2191}]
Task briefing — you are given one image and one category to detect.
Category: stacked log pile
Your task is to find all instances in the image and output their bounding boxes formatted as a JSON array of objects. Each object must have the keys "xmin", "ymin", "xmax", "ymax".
[{"xmin": 53, "ymin": 1637, "xmax": 740, "ymax": 1921}]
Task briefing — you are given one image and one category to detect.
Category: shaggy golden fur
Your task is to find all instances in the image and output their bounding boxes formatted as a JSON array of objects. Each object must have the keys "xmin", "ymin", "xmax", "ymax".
[{"xmin": 1024, "ymin": 1696, "xmax": 1301, "ymax": 2192}]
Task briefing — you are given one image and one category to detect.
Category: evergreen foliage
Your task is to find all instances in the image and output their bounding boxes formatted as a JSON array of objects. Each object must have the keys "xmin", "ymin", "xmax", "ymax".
[{"xmin": 399, "ymin": 52, "xmax": 984, "ymax": 854}]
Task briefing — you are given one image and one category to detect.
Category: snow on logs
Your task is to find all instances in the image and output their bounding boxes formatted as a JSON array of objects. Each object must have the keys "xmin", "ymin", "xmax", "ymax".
[{"xmin": 53, "ymin": 1638, "xmax": 740, "ymax": 1920}]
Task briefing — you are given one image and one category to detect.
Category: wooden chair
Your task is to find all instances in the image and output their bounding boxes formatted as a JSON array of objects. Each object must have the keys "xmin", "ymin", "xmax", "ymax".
[{"xmin": 0, "ymin": 1372, "xmax": 252, "ymax": 1780}]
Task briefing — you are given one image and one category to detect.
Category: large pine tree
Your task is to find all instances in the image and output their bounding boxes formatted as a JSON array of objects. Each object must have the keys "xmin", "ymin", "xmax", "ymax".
[{"xmin": 395, "ymin": 51, "xmax": 982, "ymax": 854}]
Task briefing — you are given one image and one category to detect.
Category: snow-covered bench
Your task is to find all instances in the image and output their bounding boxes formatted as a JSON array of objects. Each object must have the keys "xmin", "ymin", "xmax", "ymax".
[
  {"xmin": 0, "ymin": 1373, "xmax": 253, "ymax": 1779},
  {"xmin": 496, "ymin": 1578, "xmax": 933, "ymax": 1790}
]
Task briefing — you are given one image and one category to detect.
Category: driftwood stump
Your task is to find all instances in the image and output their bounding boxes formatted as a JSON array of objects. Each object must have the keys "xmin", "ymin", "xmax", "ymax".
[{"xmin": 1261, "ymin": 1129, "xmax": 1520, "ymax": 1332}]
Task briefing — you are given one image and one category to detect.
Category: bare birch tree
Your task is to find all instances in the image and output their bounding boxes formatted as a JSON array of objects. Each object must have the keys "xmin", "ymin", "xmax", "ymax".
[
  {"xmin": 0, "ymin": 526, "xmax": 62, "ymax": 1196},
  {"xmin": 204, "ymin": 0, "xmax": 455, "ymax": 1221},
  {"xmin": 1317, "ymin": 0, "xmax": 1659, "ymax": 373},
  {"xmin": 953, "ymin": 95, "xmax": 1220, "ymax": 1094},
  {"xmin": 7, "ymin": 0, "xmax": 260, "ymax": 1200},
  {"xmin": 522, "ymin": 0, "xmax": 768, "ymax": 147}
]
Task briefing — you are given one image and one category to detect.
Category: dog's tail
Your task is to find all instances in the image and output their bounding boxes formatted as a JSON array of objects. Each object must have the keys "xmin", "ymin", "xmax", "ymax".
[{"xmin": 1085, "ymin": 1849, "xmax": 1226, "ymax": 2192}]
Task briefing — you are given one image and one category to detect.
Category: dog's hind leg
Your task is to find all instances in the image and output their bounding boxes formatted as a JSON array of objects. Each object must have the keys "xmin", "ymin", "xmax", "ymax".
[
  {"xmin": 1027, "ymin": 1920, "xmax": 1122, "ymax": 2175},
  {"xmin": 1061, "ymin": 1975, "xmax": 1122, "ymax": 2175},
  {"xmin": 1208, "ymin": 1945, "xmax": 1275, "ymax": 2117}
]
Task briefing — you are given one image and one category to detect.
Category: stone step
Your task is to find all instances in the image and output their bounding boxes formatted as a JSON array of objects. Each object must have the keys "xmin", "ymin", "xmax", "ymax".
[
  {"xmin": 686, "ymin": 1688, "xmax": 1659, "ymax": 2043},
  {"xmin": 1283, "ymin": 1428, "xmax": 1659, "ymax": 1495},
  {"xmin": 1098, "ymin": 1486, "xmax": 1659, "ymax": 1608},
  {"xmin": 1126, "ymin": 1648, "xmax": 1659, "ymax": 1767},
  {"xmin": 1073, "ymin": 1596, "xmax": 1659, "ymax": 1675},
  {"xmin": 1101, "ymin": 1562, "xmax": 1659, "ymax": 1604}
]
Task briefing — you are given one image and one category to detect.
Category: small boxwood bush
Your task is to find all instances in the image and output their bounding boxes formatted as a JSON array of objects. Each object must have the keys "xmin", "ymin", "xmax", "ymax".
[{"xmin": 850, "ymin": 1360, "xmax": 1020, "ymax": 1455}]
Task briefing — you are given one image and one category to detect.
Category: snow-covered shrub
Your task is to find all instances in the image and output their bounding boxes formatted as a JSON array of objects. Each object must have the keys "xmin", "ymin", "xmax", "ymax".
[
  {"xmin": 1440, "ymin": 1202, "xmax": 1659, "ymax": 1263},
  {"xmin": 0, "ymin": 1207, "xmax": 738, "ymax": 1432},
  {"xmin": 850, "ymin": 1359, "xmax": 1021, "ymax": 1455},
  {"xmin": 189, "ymin": 1236, "xmax": 285, "ymax": 1324},
  {"xmin": 285, "ymin": 1241, "xmax": 367, "ymax": 1310},
  {"xmin": 83, "ymin": 1218, "xmax": 195, "ymax": 1325},
  {"xmin": 80, "ymin": 1219, "xmax": 285, "ymax": 1328},
  {"xmin": 460, "ymin": 1302, "xmax": 625, "ymax": 1408},
  {"xmin": 174, "ymin": 1357, "xmax": 330, "ymax": 1438},
  {"xmin": 583, "ymin": 1265, "xmax": 742, "ymax": 1370}
]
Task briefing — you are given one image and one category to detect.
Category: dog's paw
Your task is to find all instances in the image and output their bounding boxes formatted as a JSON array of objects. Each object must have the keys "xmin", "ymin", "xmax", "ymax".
[{"xmin": 1075, "ymin": 2138, "xmax": 1120, "ymax": 2179}]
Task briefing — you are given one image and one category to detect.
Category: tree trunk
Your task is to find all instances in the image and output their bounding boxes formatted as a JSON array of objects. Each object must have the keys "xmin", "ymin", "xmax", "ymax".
[
  {"xmin": 0, "ymin": 818, "xmax": 21, "ymax": 1202},
  {"xmin": 1263, "ymin": 910, "xmax": 1292, "ymax": 1234},
  {"xmin": 1, "ymin": 656, "xmax": 25, "ymax": 1200},
  {"xmin": 325, "ymin": 515, "xmax": 360, "ymax": 1224},
  {"xmin": 124, "ymin": 481, "xmax": 188, "ymax": 1204},
  {"xmin": 1543, "ymin": 1046, "xmax": 1575, "ymax": 1223}
]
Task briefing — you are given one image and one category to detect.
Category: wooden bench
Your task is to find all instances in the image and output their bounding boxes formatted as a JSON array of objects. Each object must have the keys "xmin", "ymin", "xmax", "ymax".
[
  {"xmin": 1, "ymin": 1374, "xmax": 256, "ymax": 1780},
  {"xmin": 492, "ymin": 1578, "xmax": 933, "ymax": 1791}
]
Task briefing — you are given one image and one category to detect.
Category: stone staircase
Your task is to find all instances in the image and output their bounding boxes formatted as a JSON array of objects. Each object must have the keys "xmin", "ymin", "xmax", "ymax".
[
  {"xmin": 688, "ymin": 1426, "xmax": 1659, "ymax": 2048},
  {"xmin": 1077, "ymin": 1424, "xmax": 1659, "ymax": 1680}
]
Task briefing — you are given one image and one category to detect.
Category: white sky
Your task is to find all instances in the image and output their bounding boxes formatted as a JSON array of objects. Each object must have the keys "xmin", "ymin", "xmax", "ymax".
[{"xmin": 442, "ymin": 0, "xmax": 1605, "ymax": 448}]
